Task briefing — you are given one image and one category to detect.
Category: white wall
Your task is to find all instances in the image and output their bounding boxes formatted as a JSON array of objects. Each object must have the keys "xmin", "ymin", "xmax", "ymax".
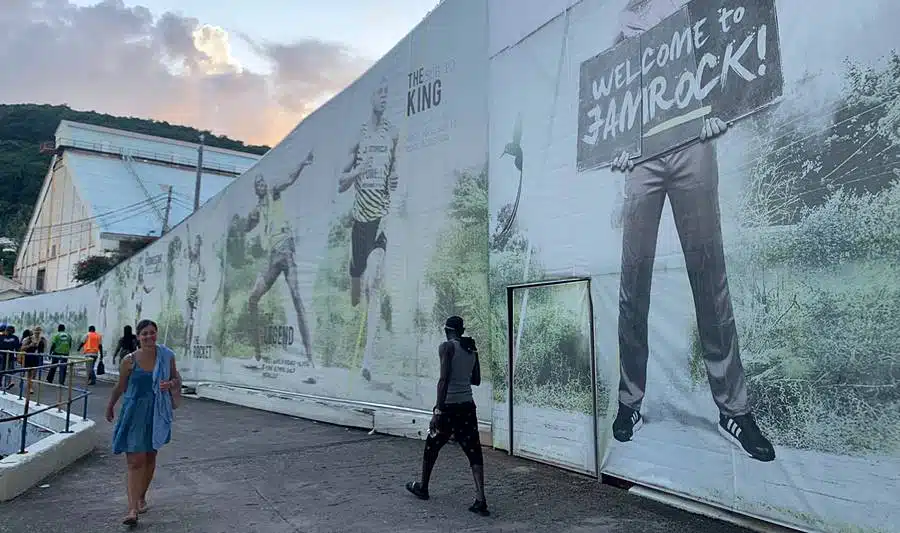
[{"xmin": 15, "ymin": 155, "xmax": 100, "ymax": 292}]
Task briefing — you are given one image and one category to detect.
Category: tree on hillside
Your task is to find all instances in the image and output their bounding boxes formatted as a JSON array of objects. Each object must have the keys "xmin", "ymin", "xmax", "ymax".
[
  {"xmin": 0, "ymin": 103, "xmax": 272, "ymax": 243},
  {"xmin": 0, "ymin": 104, "xmax": 271, "ymax": 154}
]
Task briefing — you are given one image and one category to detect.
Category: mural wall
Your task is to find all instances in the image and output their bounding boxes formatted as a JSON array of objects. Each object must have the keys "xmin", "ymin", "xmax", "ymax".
[
  {"xmin": 487, "ymin": 1, "xmax": 900, "ymax": 533},
  {"xmin": 0, "ymin": 0, "xmax": 491, "ymax": 415},
  {"xmin": 3, "ymin": 1, "xmax": 899, "ymax": 532}
]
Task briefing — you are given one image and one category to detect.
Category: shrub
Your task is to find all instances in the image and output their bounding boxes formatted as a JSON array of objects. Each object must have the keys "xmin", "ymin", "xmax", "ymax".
[{"xmin": 692, "ymin": 180, "xmax": 900, "ymax": 455}]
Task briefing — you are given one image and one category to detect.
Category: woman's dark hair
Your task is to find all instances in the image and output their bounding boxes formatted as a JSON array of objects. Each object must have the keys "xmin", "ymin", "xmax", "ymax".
[
  {"xmin": 135, "ymin": 319, "xmax": 158, "ymax": 336},
  {"xmin": 21, "ymin": 329, "xmax": 31, "ymax": 339},
  {"xmin": 123, "ymin": 325, "xmax": 134, "ymax": 336}
]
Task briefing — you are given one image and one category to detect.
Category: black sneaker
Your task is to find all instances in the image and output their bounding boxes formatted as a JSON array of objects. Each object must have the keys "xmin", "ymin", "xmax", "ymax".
[
  {"xmin": 612, "ymin": 403, "xmax": 643, "ymax": 442},
  {"xmin": 405, "ymin": 481, "xmax": 429, "ymax": 500},
  {"xmin": 468, "ymin": 499, "xmax": 490, "ymax": 516},
  {"xmin": 718, "ymin": 413, "xmax": 776, "ymax": 462}
]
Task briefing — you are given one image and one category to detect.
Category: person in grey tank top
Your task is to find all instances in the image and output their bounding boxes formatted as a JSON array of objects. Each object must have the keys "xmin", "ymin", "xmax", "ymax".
[{"xmin": 405, "ymin": 316, "xmax": 489, "ymax": 516}]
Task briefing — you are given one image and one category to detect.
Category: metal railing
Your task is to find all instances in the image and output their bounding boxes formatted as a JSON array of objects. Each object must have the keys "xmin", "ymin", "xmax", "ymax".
[
  {"xmin": 54, "ymin": 137, "xmax": 255, "ymax": 175},
  {"xmin": 0, "ymin": 351, "xmax": 94, "ymax": 455}
]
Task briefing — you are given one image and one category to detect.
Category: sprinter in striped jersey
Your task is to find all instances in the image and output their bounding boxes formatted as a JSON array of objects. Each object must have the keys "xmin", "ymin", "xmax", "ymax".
[{"xmin": 338, "ymin": 76, "xmax": 400, "ymax": 382}]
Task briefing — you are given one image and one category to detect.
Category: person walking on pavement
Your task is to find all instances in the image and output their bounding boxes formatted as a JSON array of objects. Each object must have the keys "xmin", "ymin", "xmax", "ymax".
[
  {"xmin": 112, "ymin": 325, "xmax": 139, "ymax": 365},
  {"xmin": 106, "ymin": 319, "xmax": 181, "ymax": 526},
  {"xmin": 46, "ymin": 324, "xmax": 73, "ymax": 385},
  {"xmin": 0, "ymin": 324, "xmax": 21, "ymax": 390},
  {"xmin": 78, "ymin": 325, "xmax": 103, "ymax": 386},
  {"xmin": 405, "ymin": 316, "xmax": 489, "ymax": 516},
  {"xmin": 20, "ymin": 327, "xmax": 47, "ymax": 394}
]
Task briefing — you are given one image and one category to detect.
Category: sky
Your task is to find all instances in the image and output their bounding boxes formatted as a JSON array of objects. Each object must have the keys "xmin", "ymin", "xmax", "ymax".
[{"xmin": 1, "ymin": 0, "xmax": 439, "ymax": 146}]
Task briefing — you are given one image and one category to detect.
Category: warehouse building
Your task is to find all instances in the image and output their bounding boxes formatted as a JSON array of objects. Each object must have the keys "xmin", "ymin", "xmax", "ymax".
[{"xmin": 12, "ymin": 121, "xmax": 263, "ymax": 292}]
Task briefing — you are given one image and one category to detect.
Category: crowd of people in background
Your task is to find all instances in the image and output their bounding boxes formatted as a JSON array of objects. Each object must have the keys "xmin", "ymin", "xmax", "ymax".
[{"xmin": 0, "ymin": 321, "xmax": 128, "ymax": 392}]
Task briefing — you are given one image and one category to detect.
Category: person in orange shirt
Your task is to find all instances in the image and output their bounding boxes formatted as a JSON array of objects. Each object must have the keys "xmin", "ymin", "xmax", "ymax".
[{"xmin": 79, "ymin": 325, "xmax": 104, "ymax": 386}]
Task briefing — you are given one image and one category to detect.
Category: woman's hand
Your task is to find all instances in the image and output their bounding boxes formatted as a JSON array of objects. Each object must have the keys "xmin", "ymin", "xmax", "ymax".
[
  {"xmin": 105, "ymin": 405, "xmax": 115, "ymax": 423},
  {"xmin": 160, "ymin": 380, "xmax": 175, "ymax": 391}
]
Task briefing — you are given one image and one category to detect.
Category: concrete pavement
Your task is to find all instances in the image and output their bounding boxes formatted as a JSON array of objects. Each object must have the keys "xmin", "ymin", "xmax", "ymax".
[{"xmin": 0, "ymin": 381, "xmax": 753, "ymax": 533}]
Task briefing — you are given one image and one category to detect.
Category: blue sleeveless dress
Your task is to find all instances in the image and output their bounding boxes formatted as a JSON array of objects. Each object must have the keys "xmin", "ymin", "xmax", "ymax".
[{"xmin": 112, "ymin": 355, "xmax": 166, "ymax": 454}]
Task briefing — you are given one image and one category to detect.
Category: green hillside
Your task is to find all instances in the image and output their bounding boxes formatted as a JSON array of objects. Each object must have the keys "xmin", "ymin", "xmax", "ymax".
[{"xmin": 0, "ymin": 103, "xmax": 271, "ymax": 244}]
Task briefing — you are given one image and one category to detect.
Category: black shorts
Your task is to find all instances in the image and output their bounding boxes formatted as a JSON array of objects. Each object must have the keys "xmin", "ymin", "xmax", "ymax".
[
  {"xmin": 349, "ymin": 218, "xmax": 387, "ymax": 278},
  {"xmin": 24, "ymin": 353, "xmax": 42, "ymax": 369},
  {"xmin": 429, "ymin": 401, "xmax": 483, "ymax": 466}
]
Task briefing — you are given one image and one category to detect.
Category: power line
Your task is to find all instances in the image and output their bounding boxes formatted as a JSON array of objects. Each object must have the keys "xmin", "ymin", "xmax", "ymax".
[
  {"xmin": 19, "ymin": 203, "xmax": 162, "ymax": 246},
  {"xmin": 26, "ymin": 194, "xmax": 169, "ymax": 233}
]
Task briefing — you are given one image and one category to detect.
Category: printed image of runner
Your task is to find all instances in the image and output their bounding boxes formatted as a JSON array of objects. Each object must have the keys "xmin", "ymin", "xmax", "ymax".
[
  {"xmin": 95, "ymin": 276, "xmax": 110, "ymax": 333},
  {"xmin": 131, "ymin": 265, "xmax": 153, "ymax": 327},
  {"xmin": 337, "ymin": 75, "xmax": 400, "ymax": 382},
  {"xmin": 184, "ymin": 230, "xmax": 205, "ymax": 350},
  {"xmin": 243, "ymin": 151, "xmax": 316, "ymax": 368}
]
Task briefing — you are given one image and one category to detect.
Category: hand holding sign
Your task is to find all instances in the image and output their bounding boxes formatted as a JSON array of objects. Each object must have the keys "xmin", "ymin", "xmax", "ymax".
[
  {"xmin": 577, "ymin": 0, "xmax": 782, "ymax": 172},
  {"xmin": 610, "ymin": 151, "xmax": 636, "ymax": 173},
  {"xmin": 699, "ymin": 117, "xmax": 728, "ymax": 141}
]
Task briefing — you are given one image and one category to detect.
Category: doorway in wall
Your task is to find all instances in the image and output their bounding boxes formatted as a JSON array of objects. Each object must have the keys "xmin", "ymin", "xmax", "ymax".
[{"xmin": 506, "ymin": 278, "xmax": 599, "ymax": 476}]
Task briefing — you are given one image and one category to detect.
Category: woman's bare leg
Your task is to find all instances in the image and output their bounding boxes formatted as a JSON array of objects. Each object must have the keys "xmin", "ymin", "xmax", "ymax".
[
  {"xmin": 125, "ymin": 453, "xmax": 146, "ymax": 521},
  {"xmin": 139, "ymin": 451, "xmax": 157, "ymax": 512}
]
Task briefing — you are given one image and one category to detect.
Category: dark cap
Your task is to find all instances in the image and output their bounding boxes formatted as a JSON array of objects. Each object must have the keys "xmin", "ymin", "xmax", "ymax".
[{"xmin": 444, "ymin": 316, "xmax": 464, "ymax": 332}]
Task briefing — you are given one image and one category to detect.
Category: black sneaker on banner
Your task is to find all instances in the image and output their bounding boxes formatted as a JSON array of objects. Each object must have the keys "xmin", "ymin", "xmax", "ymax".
[
  {"xmin": 718, "ymin": 413, "xmax": 776, "ymax": 462},
  {"xmin": 613, "ymin": 402, "xmax": 643, "ymax": 442}
]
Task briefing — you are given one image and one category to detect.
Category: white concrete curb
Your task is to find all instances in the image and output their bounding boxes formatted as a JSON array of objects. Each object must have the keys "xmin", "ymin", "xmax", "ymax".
[{"xmin": 0, "ymin": 392, "xmax": 96, "ymax": 501}]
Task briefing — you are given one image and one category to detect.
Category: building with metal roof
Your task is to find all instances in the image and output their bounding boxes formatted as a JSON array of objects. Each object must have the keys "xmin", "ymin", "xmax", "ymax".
[
  {"xmin": 12, "ymin": 120, "xmax": 264, "ymax": 293},
  {"xmin": 0, "ymin": 274, "xmax": 31, "ymax": 301}
]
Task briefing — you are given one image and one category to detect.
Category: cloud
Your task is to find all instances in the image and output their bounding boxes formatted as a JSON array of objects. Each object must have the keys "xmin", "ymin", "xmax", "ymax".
[
  {"xmin": 242, "ymin": 35, "xmax": 372, "ymax": 116},
  {"xmin": 0, "ymin": 0, "xmax": 374, "ymax": 146}
]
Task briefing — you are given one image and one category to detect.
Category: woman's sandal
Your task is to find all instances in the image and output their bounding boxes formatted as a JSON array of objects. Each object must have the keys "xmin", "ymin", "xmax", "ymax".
[
  {"xmin": 405, "ymin": 481, "xmax": 430, "ymax": 500},
  {"xmin": 122, "ymin": 511, "xmax": 138, "ymax": 526},
  {"xmin": 468, "ymin": 499, "xmax": 490, "ymax": 516}
]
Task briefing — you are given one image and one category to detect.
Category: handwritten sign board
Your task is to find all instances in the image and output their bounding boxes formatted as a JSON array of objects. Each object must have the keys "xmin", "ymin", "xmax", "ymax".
[{"xmin": 576, "ymin": 0, "xmax": 783, "ymax": 172}]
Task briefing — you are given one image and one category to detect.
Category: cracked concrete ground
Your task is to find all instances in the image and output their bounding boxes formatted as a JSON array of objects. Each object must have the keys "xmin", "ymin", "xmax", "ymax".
[{"xmin": 0, "ymin": 382, "xmax": 753, "ymax": 533}]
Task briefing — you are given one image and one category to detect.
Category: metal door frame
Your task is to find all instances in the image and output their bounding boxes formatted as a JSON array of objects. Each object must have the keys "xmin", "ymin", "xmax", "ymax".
[{"xmin": 505, "ymin": 277, "xmax": 599, "ymax": 478}]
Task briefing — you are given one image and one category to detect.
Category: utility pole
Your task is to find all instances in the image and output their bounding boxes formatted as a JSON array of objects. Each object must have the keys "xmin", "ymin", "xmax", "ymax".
[
  {"xmin": 161, "ymin": 185, "xmax": 173, "ymax": 235},
  {"xmin": 194, "ymin": 133, "xmax": 205, "ymax": 212}
]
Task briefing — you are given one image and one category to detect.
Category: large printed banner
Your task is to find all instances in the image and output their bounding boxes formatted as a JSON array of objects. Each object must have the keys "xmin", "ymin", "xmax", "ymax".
[
  {"xmin": 577, "ymin": 0, "xmax": 784, "ymax": 171},
  {"xmin": 489, "ymin": 1, "xmax": 899, "ymax": 533},
  {"xmin": 4, "ymin": 1, "xmax": 900, "ymax": 532},
  {"xmin": 1, "ymin": 0, "xmax": 491, "ymax": 416}
]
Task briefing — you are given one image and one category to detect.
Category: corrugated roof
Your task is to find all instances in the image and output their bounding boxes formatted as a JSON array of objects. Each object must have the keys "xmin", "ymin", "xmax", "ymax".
[
  {"xmin": 55, "ymin": 120, "xmax": 263, "ymax": 175},
  {"xmin": 65, "ymin": 151, "xmax": 236, "ymax": 237}
]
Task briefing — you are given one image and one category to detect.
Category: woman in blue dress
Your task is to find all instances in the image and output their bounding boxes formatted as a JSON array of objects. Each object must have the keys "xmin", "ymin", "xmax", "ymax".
[{"xmin": 106, "ymin": 319, "xmax": 181, "ymax": 526}]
